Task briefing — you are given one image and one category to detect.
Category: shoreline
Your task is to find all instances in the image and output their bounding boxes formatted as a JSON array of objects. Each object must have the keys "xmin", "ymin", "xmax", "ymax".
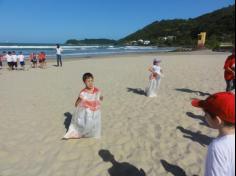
[
  {"xmin": 1, "ymin": 49, "xmax": 229, "ymax": 64},
  {"xmin": 0, "ymin": 50, "xmax": 230, "ymax": 72},
  {"xmin": 44, "ymin": 50, "xmax": 231, "ymax": 63}
]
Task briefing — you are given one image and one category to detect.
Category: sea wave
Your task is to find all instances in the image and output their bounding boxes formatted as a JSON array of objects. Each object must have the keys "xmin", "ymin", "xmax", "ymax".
[
  {"xmin": 0, "ymin": 45, "xmax": 161, "ymax": 50},
  {"xmin": 0, "ymin": 45, "xmax": 101, "ymax": 49},
  {"xmin": 0, "ymin": 44, "xmax": 176, "ymax": 58},
  {"xmin": 124, "ymin": 46, "xmax": 157, "ymax": 50}
]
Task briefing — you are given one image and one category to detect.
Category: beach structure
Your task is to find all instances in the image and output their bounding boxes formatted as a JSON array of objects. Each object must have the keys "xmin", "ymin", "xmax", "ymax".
[
  {"xmin": 216, "ymin": 43, "xmax": 234, "ymax": 51},
  {"xmin": 144, "ymin": 40, "xmax": 151, "ymax": 45},
  {"xmin": 197, "ymin": 32, "xmax": 207, "ymax": 48},
  {"xmin": 138, "ymin": 39, "xmax": 144, "ymax": 44},
  {"xmin": 162, "ymin": 36, "xmax": 176, "ymax": 41}
]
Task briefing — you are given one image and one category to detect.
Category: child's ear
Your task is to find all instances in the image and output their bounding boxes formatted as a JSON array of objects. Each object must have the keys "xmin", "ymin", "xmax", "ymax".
[{"xmin": 215, "ymin": 116, "xmax": 223, "ymax": 126}]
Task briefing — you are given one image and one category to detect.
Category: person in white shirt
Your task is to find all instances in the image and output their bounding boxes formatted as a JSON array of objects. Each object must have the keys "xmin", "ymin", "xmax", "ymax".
[
  {"xmin": 192, "ymin": 92, "xmax": 235, "ymax": 176},
  {"xmin": 56, "ymin": 44, "xmax": 63, "ymax": 67},
  {"xmin": 12, "ymin": 51, "xmax": 18, "ymax": 70},
  {"xmin": 6, "ymin": 51, "xmax": 13, "ymax": 70},
  {"xmin": 0, "ymin": 51, "xmax": 6, "ymax": 69},
  {"xmin": 145, "ymin": 59, "xmax": 163, "ymax": 97},
  {"xmin": 18, "ymin": 52, "xmax": 25, "ymax": 70}
]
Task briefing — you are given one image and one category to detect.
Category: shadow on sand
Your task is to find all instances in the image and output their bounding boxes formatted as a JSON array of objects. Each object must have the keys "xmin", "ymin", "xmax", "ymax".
[
  {"xmin": 161, "ymin": 160, "xmax": 199, "ymax": 176},
  {"xmin": 175, "ymin": 88, "xmax": 211, "ymax": 96},
  {"xmin": 64, "ymin": 112, "xmax": 72, "ymax": 131},
  {"xmin": 161, "ymin": 160, "xmax": 187, "ymax": 176},
  {"xmin": 99, "ymin": 149, "xmax": 146, "ymax": 176},
  {"xmin": 186, "ymin": 112, "xmax": 208, "ymax": 127},
  {"xmin": 127, "ymin": 88, "xmax": 146, "ymax": 96},
  {"xmin": 177, "ymin": 126, "xmax": 214, "ymax": 147}
]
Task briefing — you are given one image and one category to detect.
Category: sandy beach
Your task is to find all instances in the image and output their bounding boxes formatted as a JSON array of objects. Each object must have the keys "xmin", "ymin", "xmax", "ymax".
[{"xmin": 0, "ymin": 50, "xmax": 230, "ymax": 176}]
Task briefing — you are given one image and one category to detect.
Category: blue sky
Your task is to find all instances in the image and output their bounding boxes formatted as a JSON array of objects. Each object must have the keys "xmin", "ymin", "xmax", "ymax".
[{"xmin": 0, "ymin": 0, "xmax": 234, "ymax": 43}]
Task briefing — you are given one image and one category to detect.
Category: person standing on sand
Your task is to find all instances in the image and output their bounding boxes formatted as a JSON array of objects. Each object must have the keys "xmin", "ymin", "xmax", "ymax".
[
  {"xmin": 41, "ymin": 52, "xmax": 47, "ymax": 68},
  {"xmin": 18, "ymin": 52, "xmax": 25, "ymax": 70},
  {"xmin": 0, "ymin": 51, "xmax": 5, "ymax": 69},
  {"xmin": 12, "ymin": 51, "xmax": 18, "ymax": 70},
  {"xmin": 38, "ymin": 52, "xmax": 44, "ymax": 68},
  {"xmin": 6, "ymin": 51, "xmax": 13, "ymax": 70},
  {"xmin": 30, "ymin": 53, "xmax": 37, "ymax": 68},
  {"xmin": 56, "ymin": 44, "xmax": 63, "ymax": 67},
  {"xmin": 224, "ymin": 48, "xmax": 235, "ymax": 92}
]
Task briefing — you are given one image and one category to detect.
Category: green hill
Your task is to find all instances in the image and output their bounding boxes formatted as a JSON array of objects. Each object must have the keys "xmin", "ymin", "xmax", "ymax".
[
  {"xmin": 66, "ymin": 39, "xmax": 116, "ymax": 45},
  {"xmin": 119, "ymin": 5, "xmax": 235, "ymax": 48}
]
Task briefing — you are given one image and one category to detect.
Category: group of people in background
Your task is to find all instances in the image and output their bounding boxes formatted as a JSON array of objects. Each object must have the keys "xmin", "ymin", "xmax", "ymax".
[
  {"xmin": 0, "ymin": 51, "xmax": 26, "ymax": 70},
  {"xmin": 0, "ymin": 44, "xmax": 63, "ymax": 70},
  {"xmin": 0, "ymin": 51, "xmax": 47, "ymax": 70},
  {"xmin": 29, "ymin": 52, "xmax": 47, "ymax": 68}
]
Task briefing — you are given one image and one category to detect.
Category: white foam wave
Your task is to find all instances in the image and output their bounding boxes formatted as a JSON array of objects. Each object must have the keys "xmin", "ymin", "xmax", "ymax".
[
  {"xmin": 0, "ymin": 45, "xmax": 101, "ymax": 49},
  {"xmin": 124, "ymin": 46, "xmax": 157, "ymax": 50}
]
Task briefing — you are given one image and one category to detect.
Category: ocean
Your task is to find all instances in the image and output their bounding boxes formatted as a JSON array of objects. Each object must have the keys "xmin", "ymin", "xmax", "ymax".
[{"xmin": 0, "ymin": 43, "xmax": 175, "ymax": 59}]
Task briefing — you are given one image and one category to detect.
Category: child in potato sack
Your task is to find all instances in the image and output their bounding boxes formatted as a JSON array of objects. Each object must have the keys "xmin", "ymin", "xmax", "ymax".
[
  {"xmin": 146, "ymin": 59, "xmax": 163, "ymax": 97},
  {"xmin": 63, "ymin": 73, "xmax": 103, "ymax": 140}
]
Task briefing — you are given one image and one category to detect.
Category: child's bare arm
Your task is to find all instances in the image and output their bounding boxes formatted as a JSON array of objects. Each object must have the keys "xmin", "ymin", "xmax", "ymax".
[
  {"xmin": 148, "ymin": 66, "xmax": 154, "ymax": 73},
  {"xmin": 228, "ymin": 67, "xmax": 235, "ymax": 74},
  {"xmin": 75, "ymin": 97, "xmax": 82, "ymax": 107}
]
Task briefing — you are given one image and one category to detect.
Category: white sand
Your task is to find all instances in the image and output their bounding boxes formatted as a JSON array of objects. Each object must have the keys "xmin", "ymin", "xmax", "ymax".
[{"xmin": 0, "ymin": 51, "xmax": 230, "ymax": 176}]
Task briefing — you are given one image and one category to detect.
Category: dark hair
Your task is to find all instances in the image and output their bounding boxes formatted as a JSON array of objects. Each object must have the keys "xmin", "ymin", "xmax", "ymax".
[
  {"xmin": 56, "ymin": 44, "xmax": 60, "ymax": 48},
  {"xmin": 223, "ymin": 121, "xmax": 235, "ymax": 127},
  {"xmin": 205, "ymin": 110, "xmax": 235, "ymax": 127},
  {"xmin": 8, "ymin": 51, "xmax": 12, "ymax": 55},
  {"xmin": 204, "ymin": 109, "xmax": 216, "ymax": 119},
  {"xmin": 12, "ymin": 51, "xmax": 16, "ymax": 54},
  {"xmin": 83, "ymin": 73, "xmax": 94, "ymax": 82}
]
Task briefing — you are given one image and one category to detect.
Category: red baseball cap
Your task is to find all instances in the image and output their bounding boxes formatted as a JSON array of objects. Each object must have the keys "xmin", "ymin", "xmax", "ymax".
[{"xmin": 191, "ymin": 92, "xmax": 235, "ymax": 123}]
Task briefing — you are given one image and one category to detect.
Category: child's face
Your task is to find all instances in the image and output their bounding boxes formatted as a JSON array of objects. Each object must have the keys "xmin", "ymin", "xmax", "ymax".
[
  {"xmin": 84, "ymin": 77, "xmax": 94, "ymax": 89},
  {"xmin": 205, "ymin": 112, "xmax": 221, "ymax": 129}
]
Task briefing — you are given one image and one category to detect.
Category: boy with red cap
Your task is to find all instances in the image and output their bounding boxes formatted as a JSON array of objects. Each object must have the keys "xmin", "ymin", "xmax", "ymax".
[
  {"xmin": 224, "ymin": 48, "xmax": 235, "ymax": 92},
  {"xmin": 192, "ymin": 92, "xmax": 235, "ymax": 176}
]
